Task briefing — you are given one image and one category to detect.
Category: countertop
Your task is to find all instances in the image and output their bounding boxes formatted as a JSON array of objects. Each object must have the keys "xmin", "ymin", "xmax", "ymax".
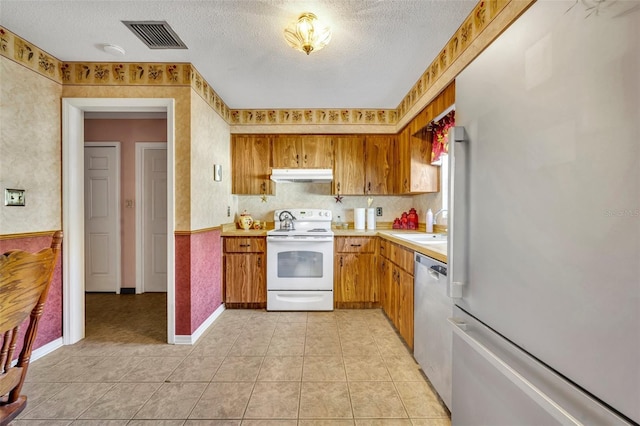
[
  {"xmin": 334, "ymin": 229, "xmax": 447, "ymax": 263},
  {"xmin": 221, "ymin": 223, "xmax": 447, "ymax": 264}
]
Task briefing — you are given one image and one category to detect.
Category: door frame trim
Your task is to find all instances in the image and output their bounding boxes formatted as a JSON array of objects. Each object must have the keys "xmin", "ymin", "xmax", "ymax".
[
  {"xmin": 62, "ymin": 98, "xmax": 176, "ymax": 345},
  {"xmin": 84, "ymin": 141, "xmax": 122, "ymax": 294},
  {"xmin": 135, "ymin": 142, "xmax": 167, "ymax": 294}
]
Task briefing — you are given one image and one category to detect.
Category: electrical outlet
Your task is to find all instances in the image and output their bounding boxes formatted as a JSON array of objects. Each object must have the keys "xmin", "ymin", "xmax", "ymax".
[
  {"xmin": 227, "ymin": 206, "xmax": 231, "ymax": 217},
  {"xmin": 376, "ymin": 207, "xmax": 383, "ymax": 216}
]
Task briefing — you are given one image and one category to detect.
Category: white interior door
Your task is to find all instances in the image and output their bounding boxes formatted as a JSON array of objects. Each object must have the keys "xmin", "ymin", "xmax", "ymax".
[
  {"xmin": 142, "ymin": 147, "xmax": 168, "ymax": 292},
  {"xmin": 84, "ymin": 144, "xmax": 120, "ymax": 292}
]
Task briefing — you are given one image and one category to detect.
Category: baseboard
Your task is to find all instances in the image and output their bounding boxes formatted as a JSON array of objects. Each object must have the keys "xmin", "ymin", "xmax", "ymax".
[
  {"xmin": 31, "ymin": 337, "xmax": 64, "ymax": 362},
  {"xmin": 174, "ymin": 304, "xmax": 225, "ymax": 345}
]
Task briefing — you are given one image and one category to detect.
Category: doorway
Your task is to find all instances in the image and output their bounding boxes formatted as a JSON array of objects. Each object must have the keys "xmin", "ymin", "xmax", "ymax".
[
  {"xmin": 62, "ymin": 98, "xmax": 176, "ymax": 344},
  {"xmin": 84, "ymin": 143, "xmax": 122, "ymax": 293},
  {"xmin": 136, "ymin": 143, "xmax": 168, "ymax": 293}
]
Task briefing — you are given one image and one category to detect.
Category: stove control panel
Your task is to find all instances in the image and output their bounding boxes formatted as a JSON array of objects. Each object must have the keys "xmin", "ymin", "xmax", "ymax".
[{"xmin": 273, "ymin": 209, "xmax": 332, "ymax": 221}]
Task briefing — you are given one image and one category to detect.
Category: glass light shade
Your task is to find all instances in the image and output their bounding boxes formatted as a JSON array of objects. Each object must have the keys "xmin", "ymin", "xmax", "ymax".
[{"xmin": 284, "ymin": 12, "xmax": 332, "ymax": 55}]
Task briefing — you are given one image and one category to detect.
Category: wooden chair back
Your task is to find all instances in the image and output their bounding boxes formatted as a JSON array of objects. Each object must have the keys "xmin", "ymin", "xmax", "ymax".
[{"xmin": 0, "ymin": 231, "xmax": 62, "ymax": 426}]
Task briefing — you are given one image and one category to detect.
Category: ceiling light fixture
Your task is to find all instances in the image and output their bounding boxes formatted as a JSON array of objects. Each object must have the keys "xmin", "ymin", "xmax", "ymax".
[{"xmin": 284, "ymin": 12, "xmax": 331, "ymax": 55}]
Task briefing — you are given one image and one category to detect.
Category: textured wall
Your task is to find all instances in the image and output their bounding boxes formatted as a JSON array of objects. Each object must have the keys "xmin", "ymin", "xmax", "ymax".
[
  {"xmin": 0, "ymin": 234, "xmax": 63, "ymax": 349},
  {"xmin": 84, "ymin": 119, "xmax": 167, "ymax": 289},
  {"xmin": 174, "ymin": 234, "xmax": 191, "ymax": 335},
  {"xmin": 0, "ymin": 58, "xmax": 62, "ymax": 235},
  {"xmin": 190, "ymin": 91, "xmax": 233, "ymax": 230},
  {"xmin": 189, "ymin": 229, "xmax": 222, "ymax": 333},
  {"xmin": 236, "ymin": 183, "xmax": 443, "ymax": 227}
]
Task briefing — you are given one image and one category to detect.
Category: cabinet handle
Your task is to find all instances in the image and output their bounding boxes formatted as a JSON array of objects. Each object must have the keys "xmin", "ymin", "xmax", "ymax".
[
  {"xmin": 404, "ymin": 178, "xmax": 408, "ymax": 190},
  {"xmin": 261, "ymin": 181, "xmax": 266, "ymax": 192},
  {"xmin": 239, "ymin": 244, "xmax": 251, "ymax": 247},
  {"xmin": 304, "ymin": 154, "xmax": 308, "ymax": 163},
  {"xmin": 368, "ymin": 182, "xmax": 371, "ymax": 193},
  {"xmin": 296, "ymin": 154, "xmax": 300, "ymax": 164},
  {"xmin": 257, "ymin": 257, "xmax": 262, "ymax": 267},
  {"xmin": 350, "ymin": 244, "xmax": 361, "ymax": 247},
  {"xmin": 337, "ymin": 182, "xmax": 341, "ymax": 192},
  {"xmin": 340, "ymin": 256, "xmax": 343, "ymax": 267}
]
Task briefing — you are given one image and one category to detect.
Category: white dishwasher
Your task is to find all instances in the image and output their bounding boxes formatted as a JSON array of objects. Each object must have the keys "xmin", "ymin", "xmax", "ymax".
[{"xmin": 414, "ymin": 252, "xmax": 452, "ymax": 410}]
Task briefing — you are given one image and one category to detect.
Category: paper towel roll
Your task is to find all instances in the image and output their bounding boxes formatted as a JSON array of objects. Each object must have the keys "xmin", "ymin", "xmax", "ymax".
[
  {"xmin": 354, "ymin": 208, "xmax": 366, "ymax": 230},
  {"xmin": 367, "ymin": 208, "xmax": 376, "ymax": 230}
]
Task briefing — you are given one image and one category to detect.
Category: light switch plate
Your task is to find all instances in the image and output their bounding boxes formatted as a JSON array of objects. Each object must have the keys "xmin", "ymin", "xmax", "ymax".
[{"xmin": 5, "ymin": 188, "xmax": 25, "ymax": 206}]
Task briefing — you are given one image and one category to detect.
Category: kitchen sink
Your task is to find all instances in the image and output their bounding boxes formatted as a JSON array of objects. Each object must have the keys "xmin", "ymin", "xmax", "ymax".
[{"xmin": 391, "ymin": 233, "xmax": 448, "ymax": 244}]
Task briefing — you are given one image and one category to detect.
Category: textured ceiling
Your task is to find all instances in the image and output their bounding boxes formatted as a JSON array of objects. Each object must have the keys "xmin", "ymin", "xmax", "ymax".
[{"xmin": 0, "ymin": 0, "xmax": 476, "ymax": 109}]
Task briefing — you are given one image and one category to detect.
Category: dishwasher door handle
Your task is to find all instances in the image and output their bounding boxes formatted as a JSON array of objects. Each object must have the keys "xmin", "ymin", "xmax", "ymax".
[{"xmin": 428, "ymin": 268, "xmax": 440, "ymax": 280}]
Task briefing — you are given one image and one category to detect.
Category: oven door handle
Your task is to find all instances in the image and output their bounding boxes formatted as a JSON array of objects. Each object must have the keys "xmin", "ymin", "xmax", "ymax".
[{"xmin": 267, "ymin": 236, "xmax": 334, "ymax": 243}]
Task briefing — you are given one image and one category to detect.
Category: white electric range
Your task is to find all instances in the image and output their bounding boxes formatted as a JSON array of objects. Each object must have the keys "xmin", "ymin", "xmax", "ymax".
[{"xmin": 266, "ymin": 208, "xmax": 334, "ymax": 311}]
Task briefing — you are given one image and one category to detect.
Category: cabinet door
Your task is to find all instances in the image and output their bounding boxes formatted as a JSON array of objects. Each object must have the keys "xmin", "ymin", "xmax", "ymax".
[
  {"xmin": 335, "ymin": 253, "xmax": 376, "ymax": 304},
  {"xmin": 301, "ymin": 136, "xmax": 333, "ymax": 168},
  {"xmin": 333, "ymin": 136, "xmax": 365, "ymax": 195},
  {"xmin": 397, "ymin": 127, "xmax": 411, "ymax": 194},
  {"xmin": 225, "ymin": 253, "xmax": 266, "ymax": 303},
  {"xmin": 397, "ymin": 267, "xmax": 414, "ymax": 349},
  {"xmin": 365, "ymin": 135, "xmax": 395, "ymax": 194},
  {"xmin": 387, "ymin": 267, "xmax": 399, "ymax": 326},
  {"xmin": 379, "ymin": 257, "xmax": 391, "ymax": 315},
  {"xmin": 231, "ymin": 135, "xmax": 273, "ymax": 195},
  {"xmin": 272, "ymin": 135, "xmax": 301, "ymax": 168}
]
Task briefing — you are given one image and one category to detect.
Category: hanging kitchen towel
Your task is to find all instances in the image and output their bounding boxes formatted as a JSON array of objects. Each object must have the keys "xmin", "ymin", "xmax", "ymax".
[{"xmin": 354, "ymin": 208, "xmax": 366, "ymax": 230}]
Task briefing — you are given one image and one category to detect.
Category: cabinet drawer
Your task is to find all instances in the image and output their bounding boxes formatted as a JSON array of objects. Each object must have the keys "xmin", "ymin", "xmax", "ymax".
[
  {"xmin": 381, "ymin": 239, "xmax": 414, "ymax": 274},
  {"xmin": 335, "ymin": 237, "xmax": 376, "ymax": 253},
  {"xmin": 379, "ymin": 238, "xmax": 391, "ymax": 258},
  {"xmin": 390, "ymin": 243, "xmax": 414, "ymax": 274},
  {"xmin": 224, "ymin": 237, "xmax": 266, "ymax": 253}
]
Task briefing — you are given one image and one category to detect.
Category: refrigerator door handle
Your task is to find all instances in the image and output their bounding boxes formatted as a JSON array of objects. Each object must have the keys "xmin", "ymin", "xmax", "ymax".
[
  {"xmin": 448, "ymin": 126, "xmax": 469, "ymax": 299},
  {"xmin": 449, "ymin": 318, "xmax": 582, "ymax": 425}
]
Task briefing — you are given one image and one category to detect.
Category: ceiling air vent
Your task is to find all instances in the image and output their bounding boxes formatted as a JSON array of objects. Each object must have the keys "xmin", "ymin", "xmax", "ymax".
[{"xmin": 122, "ymin": 21, "xmax": 188, "ymax": 49}]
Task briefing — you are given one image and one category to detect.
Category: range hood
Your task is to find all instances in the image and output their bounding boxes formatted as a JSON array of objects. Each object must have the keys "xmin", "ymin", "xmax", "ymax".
[{"xmin": 270, "ymin": 168, "xmax": 333, "ymax": 183}]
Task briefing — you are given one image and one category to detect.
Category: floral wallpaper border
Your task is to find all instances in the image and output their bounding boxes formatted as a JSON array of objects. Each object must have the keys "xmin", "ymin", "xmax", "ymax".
[
  {"xmin": 396, "ymin": 0, "xmax": 511, "ymax": 122},
  {"xmin": 229, "ymin": 108, "xmax": 397, "ymax": 126},
  {"xmin": 1, "ymin": 0, "xmax": 518, "ymax": 128}
]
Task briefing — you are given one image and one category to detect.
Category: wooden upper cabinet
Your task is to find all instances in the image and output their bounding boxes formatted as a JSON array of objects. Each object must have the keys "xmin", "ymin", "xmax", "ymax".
[
  {"xmin": 364, "ymin": 135, "xmax": 395, "ymax": 195},
  {"xmin": 333, "ymin": 135, "xmax": 365, "ymax": 195},
  {"xmin": 231, "ymin": 135, "xmax": 273, "ymax": 195},
  {"xmin": 272, "ymin": 135, "xmax": 333, "ymax": 169},
  {"xmin": 302, "ymin": 136, "xmax": 333, "ymax": 168},
  {"xmin": 397, "ymin": 127, "xmax": 439, "ymax": 194},
  {"xmin": 396, "ymin": 81, "xmax": 455, "ymax": 194}
]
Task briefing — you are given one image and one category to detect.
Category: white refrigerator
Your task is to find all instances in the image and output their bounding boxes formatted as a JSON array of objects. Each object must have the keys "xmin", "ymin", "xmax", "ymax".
[{"xmin": 449, "ymin": 1, "xmax": 639, "ymax": 424}]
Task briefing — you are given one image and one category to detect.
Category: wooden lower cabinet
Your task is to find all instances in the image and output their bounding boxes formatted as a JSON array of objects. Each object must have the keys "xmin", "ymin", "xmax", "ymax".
[
  {"xmin": 334, "ymin": 236, "xmax": 378, "ymax": 308},
  {"xmin": 396, "ymin": 266, "xmax": 414, "ymax": 348},
  {"xmin": 223, "ymin": 237, "xmax": 266, "ymax": 308},
  {"xmin": 379, "ymin": 238, "xmax": 414, "ymax": 349}
]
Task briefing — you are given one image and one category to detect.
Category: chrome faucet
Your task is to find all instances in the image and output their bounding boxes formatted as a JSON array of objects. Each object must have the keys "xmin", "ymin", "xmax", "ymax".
[
  {"xmin": 279, "ymin": 210, "xmax": 296, "ymax": 231},
  {"xmin": 433, "ymin": 209, "xmax": 448, "ymax": 225}
]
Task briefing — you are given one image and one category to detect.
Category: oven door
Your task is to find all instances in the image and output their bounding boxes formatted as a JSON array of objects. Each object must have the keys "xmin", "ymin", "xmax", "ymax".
[{"xmin": 266, "ymin": 236, "xmax": 334, "ymax": 290}]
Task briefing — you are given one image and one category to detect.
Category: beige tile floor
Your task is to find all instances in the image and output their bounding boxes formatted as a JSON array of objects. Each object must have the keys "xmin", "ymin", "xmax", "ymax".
[{"xmin": 13, "ymin": 294, "xmax": 451, "ymax": 425}]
